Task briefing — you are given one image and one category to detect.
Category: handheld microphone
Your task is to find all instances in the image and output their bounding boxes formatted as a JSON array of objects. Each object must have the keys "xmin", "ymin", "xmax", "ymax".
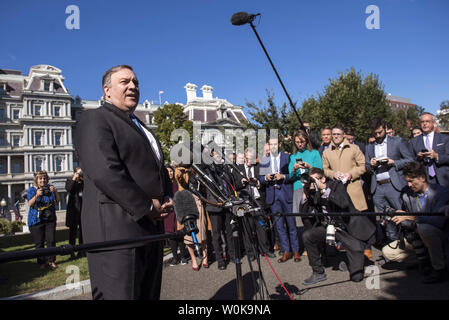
[
  {"xmin": 173, "ymin": 190, "xmax": 203, "ymax": 259},
  {"xmin": 230, "ymin": 12, "xmax": 260, "ymax": 26}
]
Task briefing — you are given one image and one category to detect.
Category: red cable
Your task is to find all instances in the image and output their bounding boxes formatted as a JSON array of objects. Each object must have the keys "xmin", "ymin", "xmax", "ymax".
[{"xmin": 263, "ymin": 254, "xmax": 294, "ymax": 300}]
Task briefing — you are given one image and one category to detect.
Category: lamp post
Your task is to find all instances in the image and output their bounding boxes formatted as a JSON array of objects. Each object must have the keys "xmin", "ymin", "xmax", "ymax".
[{"xmin": 0, "ymin": 198, "xmax": 7, "ymax": 219}]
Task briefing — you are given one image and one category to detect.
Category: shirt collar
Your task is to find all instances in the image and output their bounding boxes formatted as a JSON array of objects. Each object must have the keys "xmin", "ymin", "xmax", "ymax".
[{"xmin": 375, "ymin": 135, "xmax": 388, "ymax": 146}]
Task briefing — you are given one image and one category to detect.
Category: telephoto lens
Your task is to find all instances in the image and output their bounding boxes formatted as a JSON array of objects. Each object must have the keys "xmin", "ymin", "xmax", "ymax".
[{"xmin": 326, "ymin": 224, "xmax": 336, "ymax": 246}]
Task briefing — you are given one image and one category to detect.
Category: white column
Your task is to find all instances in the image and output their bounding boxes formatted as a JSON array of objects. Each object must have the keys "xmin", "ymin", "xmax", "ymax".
[
  {"xmin": 24, "ymin": 154, "xmax": 28, "ymax": 173},
  {"xmin": 7, "ymin": 156, "xmax": 11, "ymax": 174}
]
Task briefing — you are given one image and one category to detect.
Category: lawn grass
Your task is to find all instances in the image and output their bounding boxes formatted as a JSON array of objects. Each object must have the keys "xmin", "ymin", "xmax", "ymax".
[
  {"xmin": 0, "ymin": 228, "xmax": 89, "ymax": 298},
  {"xmin": 0, "ymin": 228, "xmax": 173, "ymax": 298}
]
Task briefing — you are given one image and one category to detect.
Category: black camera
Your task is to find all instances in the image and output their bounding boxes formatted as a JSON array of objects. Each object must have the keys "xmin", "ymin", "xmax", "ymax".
[
  {"xmin": 300, "ymin": 172, "xmax": 312, "ymax": 185},
  {"xmin": 40, "ymin": 185, "xmax": 52, "ymax": 197}
]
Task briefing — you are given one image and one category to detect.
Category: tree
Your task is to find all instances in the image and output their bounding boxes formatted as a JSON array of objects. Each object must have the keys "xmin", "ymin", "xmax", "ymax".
[
  {"xmin": 153, "ymin": 103, "xmax": 193, "ymax": 163},
  {"xmin": 245, "ymin": 90, "xmax": 298, "ymax": 153},
  {"xmin": 437, "ymin": 100, "xmax": 449, "ymax": 131},
  {"xmin": 301, "ymin": 68, "xmax": 395, "ymax": 142}
]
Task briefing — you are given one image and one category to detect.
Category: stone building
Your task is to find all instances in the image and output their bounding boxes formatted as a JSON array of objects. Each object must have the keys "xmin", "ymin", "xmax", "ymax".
[{"xmin": 0, "ymin": 65, "xmax": 75, "ymax": 219}]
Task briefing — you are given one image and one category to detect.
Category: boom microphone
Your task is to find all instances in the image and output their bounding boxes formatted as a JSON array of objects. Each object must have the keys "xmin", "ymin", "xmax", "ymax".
[
  {"xmin": 230, "ymin": 12, "xmax": 260, "ymax": 26},
  {"xmin": 173, "ymin": 190, "xmax": 202, "ymax": 259}
]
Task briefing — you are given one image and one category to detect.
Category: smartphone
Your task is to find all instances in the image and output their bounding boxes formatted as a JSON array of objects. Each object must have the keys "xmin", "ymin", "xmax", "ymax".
[
  {"xmin": 296, "ymin": 158, "xmax": 303, "ymax": 163},
  {"xmin": 421, "ymin": 149, "xmax": 428, "ymax": 153}
]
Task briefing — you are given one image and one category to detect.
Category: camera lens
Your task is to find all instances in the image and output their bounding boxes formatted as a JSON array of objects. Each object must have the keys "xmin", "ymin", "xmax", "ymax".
[{"xmin": 326, "ymin": 224, "xmax": 336, "ymax": 246}]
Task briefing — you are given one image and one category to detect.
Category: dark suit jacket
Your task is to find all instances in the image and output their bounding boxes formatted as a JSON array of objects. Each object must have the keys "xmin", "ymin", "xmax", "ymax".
[
  {"xmin": 365, "ymin": 135, "xmax": 414, "ymax": 193},
  {"xmin": 65, "ymin": 178, "xmax": 83, "ymax": 228},
  {"xmin": 234, "ymin": 163, "xmax": 268, "ymax": 209},
  {"xmin": 301, "ymin": 180, "xmax": 376, "ymax": 242},
  {"xmin": 318, "ymin": 144, "xmax": 331, "ymax": 156},
  {"xmin": 400, "ymin": 183, "xmax": 449, "ymax": 230},
  {"xmin": 259, "ymin": 152, "xmax": 294, "ymax": 205},
  {"xmin": 74, "ymin": 102, "xmax": 171, "ymax": 249},
  {"xmin": 409, "ymin": 132, "xmax": 449, "ymax": 188}
]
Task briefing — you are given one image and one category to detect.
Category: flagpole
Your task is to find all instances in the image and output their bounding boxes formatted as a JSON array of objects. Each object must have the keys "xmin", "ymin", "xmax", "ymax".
[{"xmin": 158, "ymin": 90, "xmax": 163, "ymax": 105}]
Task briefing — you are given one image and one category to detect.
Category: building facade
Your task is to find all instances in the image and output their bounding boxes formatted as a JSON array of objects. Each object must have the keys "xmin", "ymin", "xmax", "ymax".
[
  {"xmin": 0, "ymin": 65, "xmax": 75, "ymax": 216},
  {"xmin": 386, "ymin": 94, "xmax": 416, "ymax": 111}
]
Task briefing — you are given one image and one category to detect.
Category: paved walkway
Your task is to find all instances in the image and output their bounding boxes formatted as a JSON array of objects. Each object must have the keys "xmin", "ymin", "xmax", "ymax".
[{"xmin": 9, "ymin": 247, "xmax": 448, "ymax": 300}]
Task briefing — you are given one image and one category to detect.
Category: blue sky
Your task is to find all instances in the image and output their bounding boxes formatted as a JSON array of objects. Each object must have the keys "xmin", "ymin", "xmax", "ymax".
[{"xmin": 1, "ymin": 0, "xmax": 448, "ymax": 116}]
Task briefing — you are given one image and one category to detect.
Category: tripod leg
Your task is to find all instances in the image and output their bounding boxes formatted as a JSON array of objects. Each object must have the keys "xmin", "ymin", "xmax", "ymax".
[{"xmin": 232, "ymin": 218, "xmax": 245, "ymax": 300}]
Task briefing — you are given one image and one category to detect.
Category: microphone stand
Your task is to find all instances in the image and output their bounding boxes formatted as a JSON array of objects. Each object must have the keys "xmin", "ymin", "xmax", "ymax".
[
  {"xmin": 189, "ymin": 165, "xmax": 248, "ymax": 300},
  {"xmin": 247, "ymin": 19, "xmax": 308, "ymax": 135}
]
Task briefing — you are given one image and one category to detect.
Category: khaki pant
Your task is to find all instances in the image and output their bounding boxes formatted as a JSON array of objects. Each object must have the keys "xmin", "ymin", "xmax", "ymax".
[{"xmin": 382, "ymin": 239, "xmax": 415, "ymax": 263}]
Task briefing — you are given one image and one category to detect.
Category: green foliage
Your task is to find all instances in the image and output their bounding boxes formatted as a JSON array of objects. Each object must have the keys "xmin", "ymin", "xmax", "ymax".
[
  {"xmin": 437, "ymin": 100, "xmax": 449, "ymax": 131},
  {"xmin": 245, "ymin": 90, "xmax": 297, "ymax": 153},
  {"xmin": 390, "ymin": 105, "xmax": 421, "ymax": 139},
  {"xmin": 153, "ymin": 103, "xmax": 193, "ymax": 163},
  {"xmin": 0, "ymin": 218, "xmax": 12, "ymax": 235},
  {"xmin": 0, "ymin": 219, "xmax": 24, "ymax": 235},
  {"xmin": 302, "ymin": 68, "xmax": 394, "ymax": 142}
]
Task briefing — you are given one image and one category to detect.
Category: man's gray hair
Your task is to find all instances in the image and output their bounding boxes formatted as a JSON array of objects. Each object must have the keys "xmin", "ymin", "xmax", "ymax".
[{"xmin": 102, "ymin": 65, "xmax": 134, "ymax": 91}]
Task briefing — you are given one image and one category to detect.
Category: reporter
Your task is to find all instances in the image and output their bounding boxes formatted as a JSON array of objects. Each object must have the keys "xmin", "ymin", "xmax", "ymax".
[
  {"xmin": 300, "ymin": 168, "xmax": 376, "ymax": 285},
  {"xmin": 381, "ymin": 161, "xmax": 449, "ymax": 283},
  {"xmin": 65, "ymin": 167, "xmax": 84, "ymax": 259},
  {"xmin": 27, "ymin": 170, "xmax": 61, "ymax": 270}
]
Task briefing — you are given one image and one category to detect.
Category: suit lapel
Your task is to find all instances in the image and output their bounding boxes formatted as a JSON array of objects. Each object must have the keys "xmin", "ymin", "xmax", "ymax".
[
  {"xmin": 102, "ymin": 102, "xmax": 163, "ymax": 167},
  {"xmin": 432, "ymin": 132, "xmax": 439, "ymax": 150}
]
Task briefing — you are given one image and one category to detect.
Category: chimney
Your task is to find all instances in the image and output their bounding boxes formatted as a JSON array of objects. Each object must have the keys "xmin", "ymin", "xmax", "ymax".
[
  {"xmin": 201, "ymin": 85, "xmax": 213, "ymax": 100},
  {"xmin": 184, "ymin": 83, "xmax": 197, "ymax": 102}
]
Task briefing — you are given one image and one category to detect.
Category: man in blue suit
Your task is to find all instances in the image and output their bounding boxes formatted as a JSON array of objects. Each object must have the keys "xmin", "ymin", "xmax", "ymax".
[
  {"xmin": 409, "ymin": 112, "xmax": 449, "ymax": 188},
  {"xmin": 259, "ymin": 138, "xmax": 300, "ymax": 263},
  {"xmin": 366, "ymin": 118, "xmax": 415, "ymax": 211}
]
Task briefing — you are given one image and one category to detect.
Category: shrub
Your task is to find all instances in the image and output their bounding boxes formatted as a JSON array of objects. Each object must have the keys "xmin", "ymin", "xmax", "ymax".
[{"xmin": 0, "ymin": 218, "xmax": 24, "ymax": 235}]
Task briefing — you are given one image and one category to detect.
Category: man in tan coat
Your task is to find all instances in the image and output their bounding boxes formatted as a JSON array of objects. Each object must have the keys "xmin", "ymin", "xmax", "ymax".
[{"xmin": 322, "ymin": 125, "xmax": 368, "ymax": 212}]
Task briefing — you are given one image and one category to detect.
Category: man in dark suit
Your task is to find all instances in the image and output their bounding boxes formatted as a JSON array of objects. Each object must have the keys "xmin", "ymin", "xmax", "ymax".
[
  {"xmin": 344, "ymin": 126, "xmax": 366, "ymax": 155},
  {"xmin": 259, "ymin": 138, "xmax": 300, "ymax": 263},
  {"xmin": 74, "ymin": 65, "xmax": 172, "ymax": 300},
  {"xmin": 381, "ymin": 162, "xmax": 448, "ymax": 283},
  {"xmin": 409, "ymin": 112, "xmax": 449, "ymax": 188},
  {"xmin": 318, "ymin": 126, "xmax": 332, "ymax": 156},
  {"xmin": 300, "ymin": 167, "xmax": 376, "ymax": 285},
  {"xmin": 234, "ymin": 147, "xmax": 275, "ymax": 260},
  {"xmin": 366, "ymin": 118, "xmax": 414, "ymax": 211}
]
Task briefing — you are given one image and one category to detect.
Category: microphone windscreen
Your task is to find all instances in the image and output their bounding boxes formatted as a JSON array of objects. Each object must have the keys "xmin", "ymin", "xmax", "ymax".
[
  {"xmin": 231, "ymin": 12, "xmax": 250, "ymax": 25},
  {"xmin": 173, "ymin": 190, "xmax": 199, "ymax": 224}
]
